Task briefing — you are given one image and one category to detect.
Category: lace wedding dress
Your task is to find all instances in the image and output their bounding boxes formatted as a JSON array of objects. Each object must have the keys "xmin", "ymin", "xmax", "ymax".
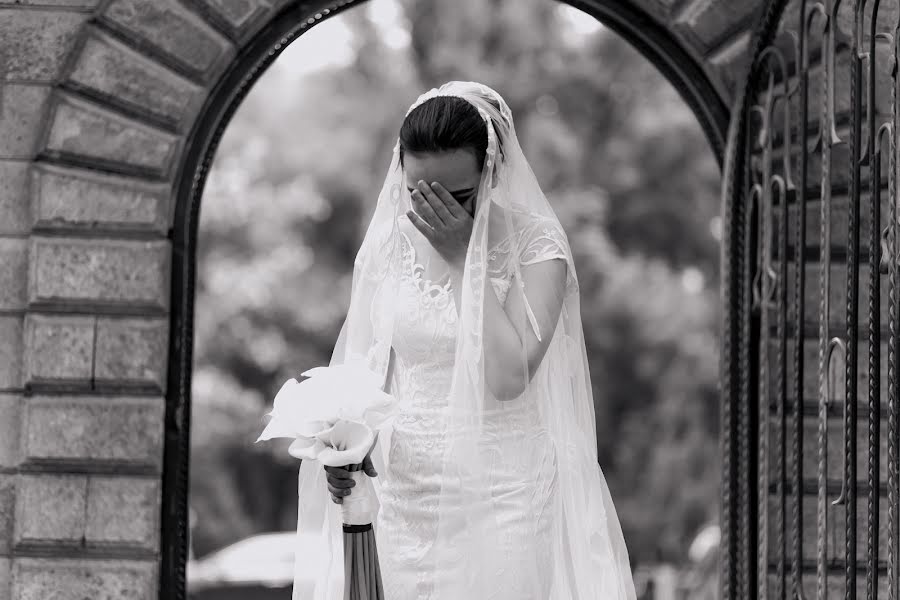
[
  {"xmin": 286, "ymin": 82, "xmax": 635, "ymax": 600},
  {"xmin": 374, "ymin": 209, "xmax": 570, "ymax": 599}
]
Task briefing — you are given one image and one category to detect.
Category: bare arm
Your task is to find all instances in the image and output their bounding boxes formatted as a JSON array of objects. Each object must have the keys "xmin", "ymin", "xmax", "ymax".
[
  {"xmin": 447, "ymin": 257, "xmax": 567, "ymax": 400},
  {"xmin": 404, "ymin": 181, "xmax": 568, "ymax": 399}
]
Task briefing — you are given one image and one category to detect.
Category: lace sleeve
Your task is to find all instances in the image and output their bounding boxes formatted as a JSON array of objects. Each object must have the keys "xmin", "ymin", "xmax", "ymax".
[
  {"xmin": 506, "ymin": 217, "xmax": 578, "ymax": 342},
  {"xmin": 518, "ymin": 218, "xmax": 570, "ymax": 266},
  {"xmin": 515, "ymin": 217, "xmax": 579, "ymax": 298}
]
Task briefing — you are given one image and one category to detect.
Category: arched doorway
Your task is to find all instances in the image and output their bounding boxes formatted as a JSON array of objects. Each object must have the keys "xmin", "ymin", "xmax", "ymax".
[{"xmin": 165, "ymin": 1, "xmax": 731, "ymax": 597}]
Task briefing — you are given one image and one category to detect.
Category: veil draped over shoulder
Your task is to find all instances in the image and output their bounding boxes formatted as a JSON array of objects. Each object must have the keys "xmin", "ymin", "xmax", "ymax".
[{"xmin": 292, "ymin": 81, "xmax": 637, "ymax": 599}]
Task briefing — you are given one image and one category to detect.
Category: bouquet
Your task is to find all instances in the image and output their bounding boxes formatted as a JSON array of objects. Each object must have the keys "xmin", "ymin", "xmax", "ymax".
[
  {"xmin": 255, "ymin": 360, "xmax": 398, "ymax": 525},
  {"xmin": 256, "ymin": 361, "xmax": 398, "ymax": 600}
]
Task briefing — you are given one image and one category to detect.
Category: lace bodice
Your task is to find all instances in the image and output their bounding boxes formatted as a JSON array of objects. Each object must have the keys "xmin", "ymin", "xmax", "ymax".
[
  {"xmin": 374, "ymin": 211, "xmax": 573, "ymax": 599},
  {"xmin": 387, "ymin": 210, "xmax": 572, "ymax": 411}
]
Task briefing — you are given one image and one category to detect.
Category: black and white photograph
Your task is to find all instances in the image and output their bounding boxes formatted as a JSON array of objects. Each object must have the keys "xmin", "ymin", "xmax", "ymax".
[{"xmin": 1, "ymin": 1, "xmax": 898, "ymax": 599}]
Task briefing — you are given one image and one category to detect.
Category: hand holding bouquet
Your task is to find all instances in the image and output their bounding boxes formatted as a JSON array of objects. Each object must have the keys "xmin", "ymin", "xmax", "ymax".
[{"xmin": 255, "ymin": 360, "xmax": 398, "ymax": 525}]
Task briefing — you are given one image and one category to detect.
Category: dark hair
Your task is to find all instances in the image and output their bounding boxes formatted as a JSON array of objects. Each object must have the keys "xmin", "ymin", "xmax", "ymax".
[{"xmin": 399, "ymin": 95, "xmax": 498, "ymax": 171}]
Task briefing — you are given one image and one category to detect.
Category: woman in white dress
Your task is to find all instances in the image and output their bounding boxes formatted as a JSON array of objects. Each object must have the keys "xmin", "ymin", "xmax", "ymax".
[{"xmin": 299, "ymin": 81, "xmax": 636, "ymax": 600}]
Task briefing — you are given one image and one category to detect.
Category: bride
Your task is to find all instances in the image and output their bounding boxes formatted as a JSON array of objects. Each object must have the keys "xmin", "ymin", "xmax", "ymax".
[{"xmin": 298, "ymin": 81, "xmax": 636, "ymax": 599}]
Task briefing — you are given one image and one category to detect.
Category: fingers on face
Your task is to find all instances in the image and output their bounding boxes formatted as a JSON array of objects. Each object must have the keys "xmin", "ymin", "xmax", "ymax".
[
  {"xmin": 407, "ymin": 192, "xmax": 428, "ymax": 230},
  {"xmin": 411, "ymin": 188, "xmax": 443, "ymax": 228},
  {"xmin": 407, "ymin": 208, "xmax": 435, "ymax": 239},
  {"xmin": 417, "ymin": 180, "xmax": 455, "ymax": 223},
  {"xmin": 429, "ymin": 182, "xmax": 468, "ymax": 220}
]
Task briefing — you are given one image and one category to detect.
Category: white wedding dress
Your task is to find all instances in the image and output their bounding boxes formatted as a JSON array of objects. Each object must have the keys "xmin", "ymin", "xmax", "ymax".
[
  {"xmin": 373, "ymin": 211, "xmax": 569, "ymax": 599},
  {"xmin": 287, "ymin": 83, "xmax": 635, "ymax": 600}
]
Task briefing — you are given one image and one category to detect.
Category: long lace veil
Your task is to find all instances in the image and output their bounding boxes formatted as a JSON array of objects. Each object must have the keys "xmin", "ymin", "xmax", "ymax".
[{"xmin": 291, "ymin": 81, "xmax": 637, "ymax": 599}]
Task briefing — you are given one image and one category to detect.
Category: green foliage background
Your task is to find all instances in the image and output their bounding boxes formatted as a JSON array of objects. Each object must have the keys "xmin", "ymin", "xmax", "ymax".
[{"xmin": 190, "ymin": 0, "xmax": 723, "ymax": 569}]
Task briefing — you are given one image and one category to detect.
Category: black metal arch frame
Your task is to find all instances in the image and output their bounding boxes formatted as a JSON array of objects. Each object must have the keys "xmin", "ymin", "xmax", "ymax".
[
  {"xmin": 161, "ymin": 1, "xmax": 733, "ymax": 597},
  {"xmin": 718, "ymin": 0, "xmax": 791, "ymax": 597}
]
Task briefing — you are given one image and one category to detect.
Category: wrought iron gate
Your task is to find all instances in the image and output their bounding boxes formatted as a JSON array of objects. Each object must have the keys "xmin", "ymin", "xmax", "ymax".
[{"xmin": 723, "ymin": 0, "xmax": 900, "ymax": 598}]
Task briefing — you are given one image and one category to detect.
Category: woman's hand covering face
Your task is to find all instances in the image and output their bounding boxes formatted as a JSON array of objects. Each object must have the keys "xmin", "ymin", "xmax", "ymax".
[{"xmin": 406, "ymin": 180, "xmax": 475, "ymax": 268}]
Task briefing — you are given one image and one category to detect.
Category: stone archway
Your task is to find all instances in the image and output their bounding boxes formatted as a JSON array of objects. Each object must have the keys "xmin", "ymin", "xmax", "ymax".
[{"xmin": 0, "ymin": 1, "xmax": 760, "ymax": 597}]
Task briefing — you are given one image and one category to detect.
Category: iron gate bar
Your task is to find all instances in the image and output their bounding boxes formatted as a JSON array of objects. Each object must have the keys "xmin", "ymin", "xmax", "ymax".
[
  {"xmin": 742, "ymin": 108, "xmax": 761, "ymax": 598},
  {"xmin": 777, "ymin": 35, "xmax": 801, "ymax": 598},
  {"xmin": 757, "ymin": 62, "xmax": 778, "ymax": 597},
  {"xmin": 888, "ymin": 8, "xmax": 900, "ymax": 599},
  {"xmin": 757, "ymin": 177, "xmax": 771, "ymax": 600},
  {"xmin": 795, "ymin": 4, "xmax": 813, "ymax": 596},
  {"xmin": 867, "ymin": 115, "xmax": 891, "ymax": 600},
  {"xmin": 845, "ymin": 2, "xmax": 866, "ymax": 597},
  {"xmin": 778, "ymin": 173, "xmax": 791, "ymax": 600},
  {"xmin": 815, "ymin": 2, "xmax": 842, "ymax": 596},
  {"xmin": 746, "ymin": 152, "xmax": 754, "ymax": 600},
  {"xmin": 780, "ymin": 176, "xmax": 791, "ymax": 600},
  {"xmin": 757, "ymin": 39, "xmax": 796, "ymax": 599},
  {"xmin": 865, "ymin": 3, "xmax": 890, "ymax": 597},
  {"xmin": 765, "ymin": 39, "xmax": 799, "ymax": 595}
]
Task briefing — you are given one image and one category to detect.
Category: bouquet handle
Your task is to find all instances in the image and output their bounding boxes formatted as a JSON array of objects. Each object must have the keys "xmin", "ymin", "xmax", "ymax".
[
  {"xmin": 340, "ymin": 463, "xmax": 378, "ymax": 527},
  {"xmin": 340, "ymin": 462, "xmax": 384, "ymax": 599}
]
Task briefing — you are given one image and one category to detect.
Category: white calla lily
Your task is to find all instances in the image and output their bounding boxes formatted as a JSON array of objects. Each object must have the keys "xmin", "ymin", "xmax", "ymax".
[
  {"xmin": 287, "ymin": 436, "xmax": 328, "ymax": 461},
  {"xmin": 255, "ymin": 361, "xmax": 398, "ymax": 468},
  {"xmin": 312, "ymin": 419, "xmax": 377, "ymax": 467}
]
